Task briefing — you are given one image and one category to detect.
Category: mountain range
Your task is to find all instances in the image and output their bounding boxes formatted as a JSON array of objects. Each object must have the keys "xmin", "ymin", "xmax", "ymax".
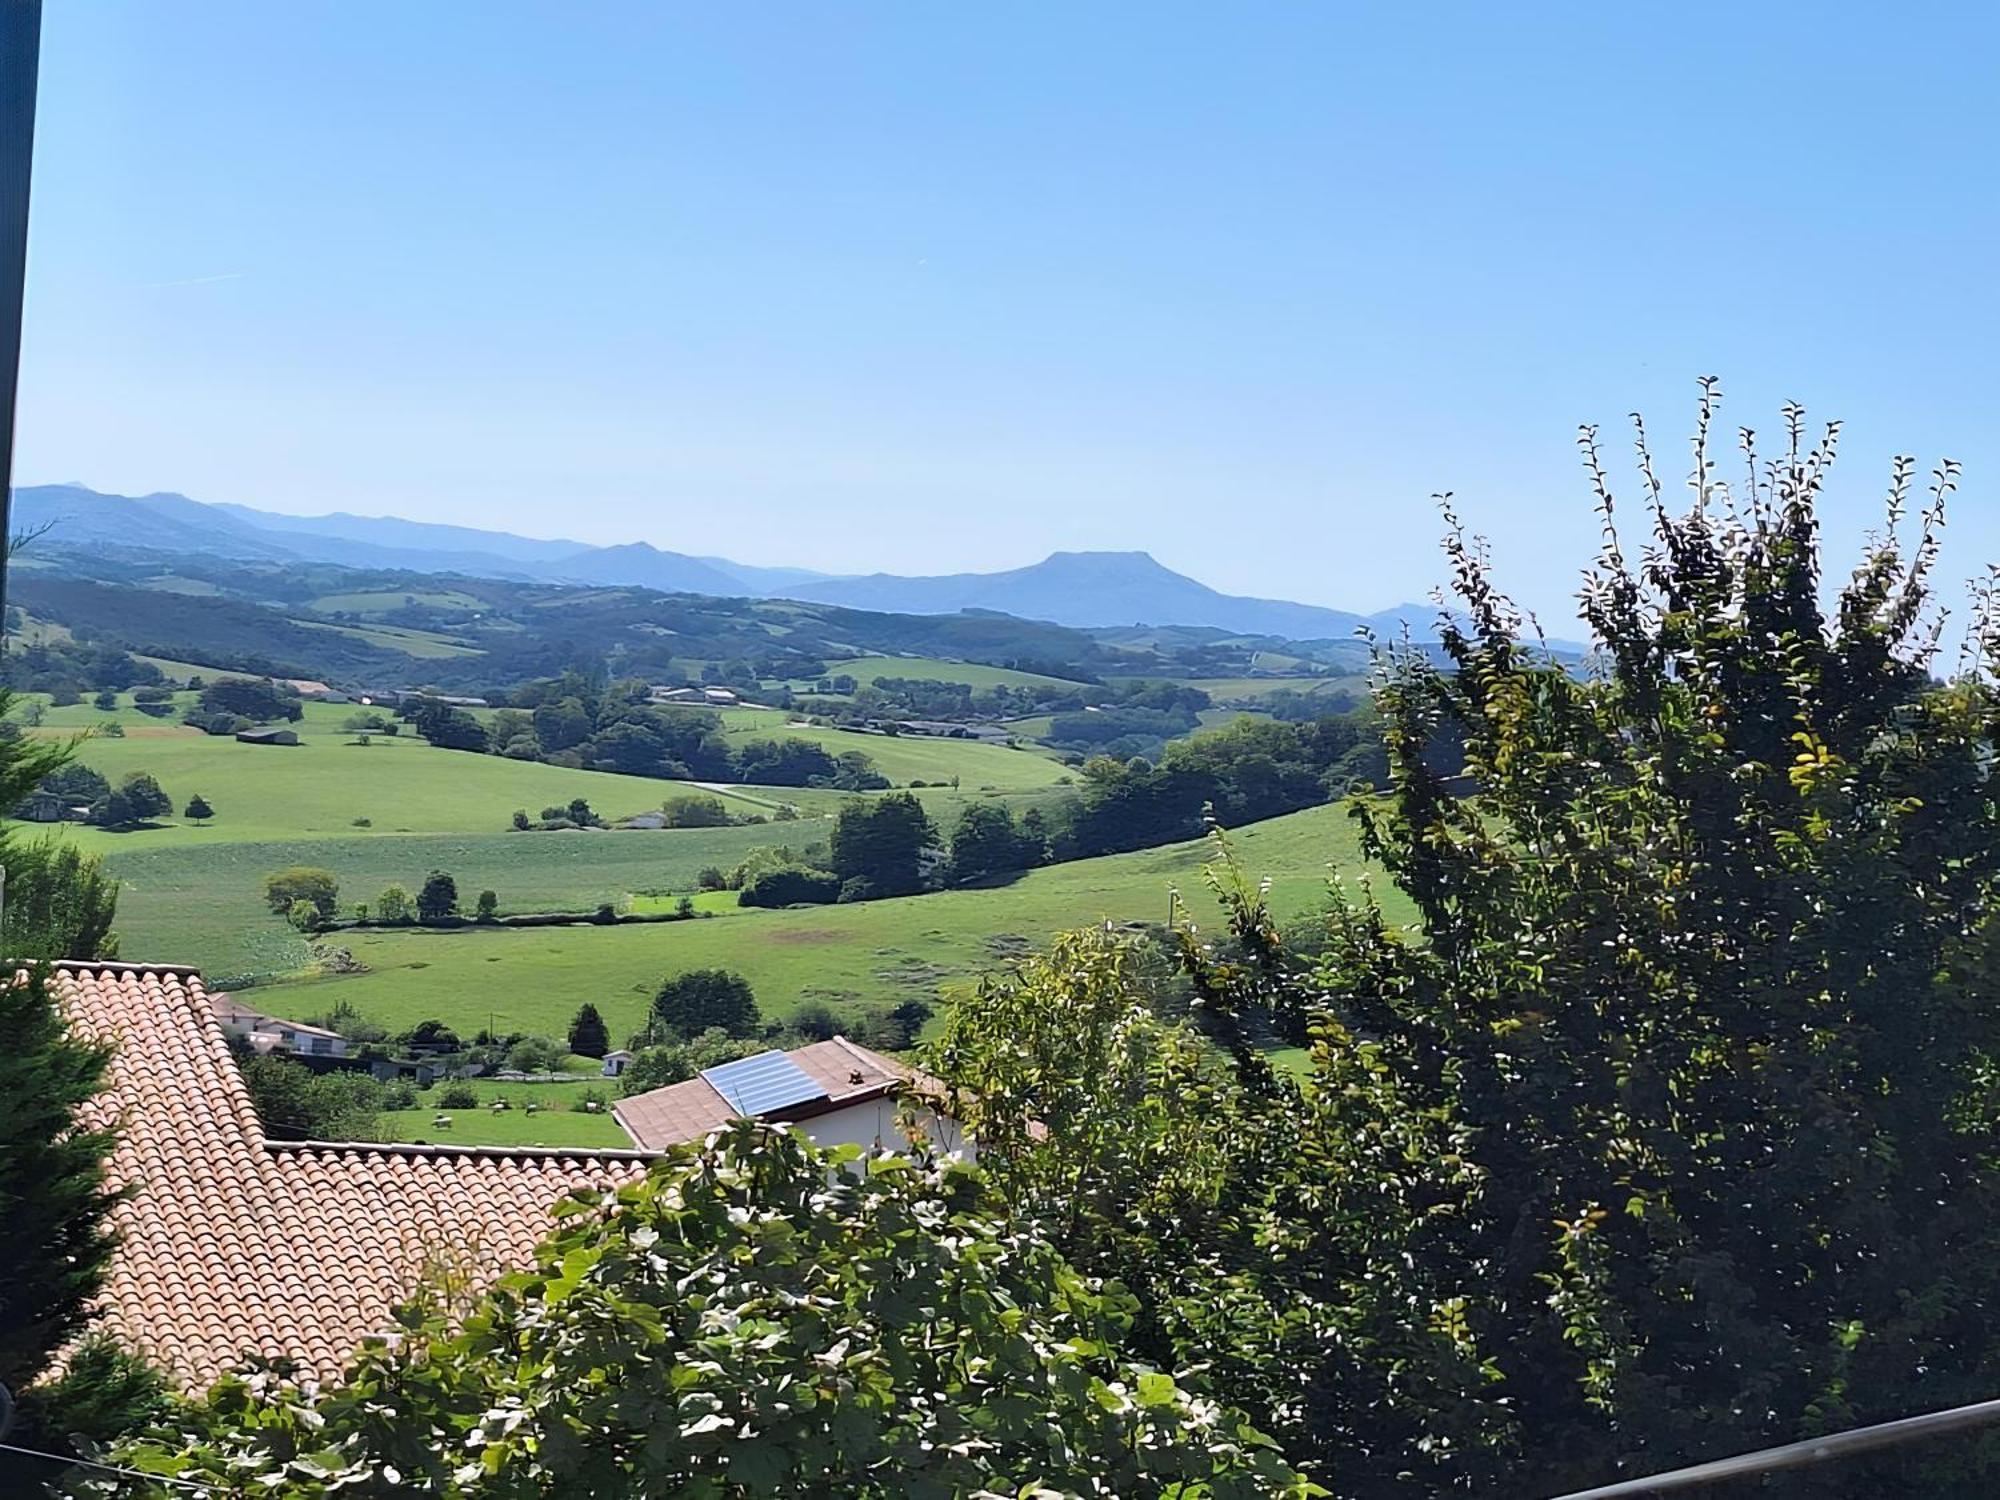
[{"xmin": 10, "ymin": 484, "xmax": 1447, "ymax": 641}]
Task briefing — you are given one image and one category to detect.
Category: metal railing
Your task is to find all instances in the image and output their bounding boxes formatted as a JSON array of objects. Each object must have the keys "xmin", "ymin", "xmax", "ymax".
[{"xmin": 1549, "ymin": 1396, "xmax": 2000, "ymax": 1498}]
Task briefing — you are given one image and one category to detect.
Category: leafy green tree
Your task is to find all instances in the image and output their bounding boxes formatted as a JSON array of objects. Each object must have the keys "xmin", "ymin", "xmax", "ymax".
[
  {"xmin": 0, "ymin": 840, "xmax": 120, "ymax": 959},
  {"xmin": 183, "ymin": 792, "xmax": 214, "ymax": 822},
  {"xmin": 416, "ymin": 869, "xmax": 458, "ymax": 921},
  {"xmin": 567, "ymin": 1003, "xmax": 610, "ymax": 1059},
  {"xmin": 120, "ymin": 776, "xmax": 171, "ymax": 824},
  {"xmin": 617, "ymin": 1043, "xmax": 696, "ymax": 1095},
  {"xmin": 660, "ymin": 794, "xmax": 733, "ymax": 827},
  {"xmin": 737, "ymin": 864, "xmax": 841, "ymax": 907},
  {"xmin": 91, "ymin": 689, "xmax": 117, "ymax": 712},
  {"xmin": 510, "ymin": 808, "xmax": 530, "ymax": 831},
  {"xmin": 88, "ymin": 771, "xmax": 172, "ymax": 828},
  {"xmin": 101, "ymin": 1124, "xmax": 1308, "ymax": 1496},
  {"xmin": 946, "ymin": 800, "xmax": 1041, "ymax": 883},
  {"xmin": 38, "ymin": 761, "xmax": 107, "ymax": 806},
  {"xmin": 1182, "ymin": 396, "xmax": 2000, "ymax": 1490},
  {"xmin": 531, "ymin": 695, "xmax": 593, "ymax": 753},
  {"xmin": 373, "ymin": 884, "xmax": 412, "ymax": 924},
  {"xmin": 474, "ymin": 889, "xmax": 499, "ymax": 922},
  {"xmin": 647, "ymin": 968, "xmax": 760, "ymax": 1040},
  {"xmin": 506, "ymin": 1035, "xmax": 567, "ymax": 1074},
  {"xmin": 287, "ymin": 897, "xmax": 325, "ymax": 933},
  {"xmin": 829, "ymin": 791, "xmax": 935, "ymax": 895},
  {"xmin": 201, "ymin": 676, "xmax": 301, "ymax": 723},
  {"xmin": 263, "ymin": 865, "xmax": 339, "ymax": 920},
  {"xmin": 233, "ymin": 1048, "xmax": 386, "ymax": 1141}
]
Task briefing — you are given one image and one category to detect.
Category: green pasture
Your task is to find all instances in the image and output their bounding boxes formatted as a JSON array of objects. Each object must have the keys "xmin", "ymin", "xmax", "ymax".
[
  {"xmin": 249, "ymin": 801, "xmax": 1393, "ymax": 1054},
  {"xmin": 805, "ymin": 656, "xmax": 1091, "ymax": 692},
  {"xmin": 373, "ymin": 1062, "xmax": 627, "ymax": 1148},
  {"xmin": 376, "ymin": 1077, "xmax": 629, "ymax": 1149},
  {"xmin": 309, "ymin": 589, "xmax": 485, "ymax": 615},
  {"xmin": 716, "ymin": 720, "xmax": 1069, "ymax": 789},
  {"xmin": 100, "ymin": 823, "xmax": 798, "ymax": 983},
  {"xmin": 292, "ymin": 618, "xmax": 482, "ymax": 658},
  {"xmin": 1171, "ymin": 676, "xmax": 1368, "ymax": 704},
  {"xmin": 24, "ymin": 697, "xmax": 733, "ymax": 849}
]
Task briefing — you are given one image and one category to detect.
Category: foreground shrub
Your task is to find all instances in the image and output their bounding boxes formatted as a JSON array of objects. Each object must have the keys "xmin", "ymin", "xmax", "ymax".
[{"xmin": 89, "ymin": 1125, "xmax": 1308, "ymax": 1496}]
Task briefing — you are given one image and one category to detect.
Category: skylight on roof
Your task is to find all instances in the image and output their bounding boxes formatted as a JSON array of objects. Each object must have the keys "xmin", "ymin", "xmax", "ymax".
[{"xmin": 701, "ymin": 1051, "xmax": 827, "ymax": 1118}]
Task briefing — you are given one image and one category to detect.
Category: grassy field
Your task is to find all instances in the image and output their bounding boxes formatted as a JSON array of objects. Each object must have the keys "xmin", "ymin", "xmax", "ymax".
[
  {"xmin": 292, "ymin": 618, "xmax": 483, "ymax": 658},
  {"xmin": 247, "ymin": 801, "xmax": 1392, "ymax": 1052},
  {"xmin": 803, "ymin": 656, "xmax": 1092, "ymax": 692},
  {"xmin": 716, "ymin": 720, "xmax": 1070, "ymax": 789},
  {"xmin": 375, "ymin": 1070, "xmax": 629, "ymax": 1148},
  {"xmin": 310, "ymin": 589, "xmax": 485, "ymax": 615},
  {"xmin": 31, "ymin": 697, "xmax": 743, "ymax": 850},
  {"xmin": 101, "ymin": 823, "xmax": 804, "ymax": 983},
  {"xmin": 1174, "ymin": 676, "xmax": 1369, "ymax": 704}
]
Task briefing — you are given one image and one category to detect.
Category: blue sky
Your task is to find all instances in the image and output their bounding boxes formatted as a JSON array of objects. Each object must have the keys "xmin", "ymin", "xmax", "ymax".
[{"xmin": 18, "ymin": 3, "xmax": 2000, "ymax": 624}]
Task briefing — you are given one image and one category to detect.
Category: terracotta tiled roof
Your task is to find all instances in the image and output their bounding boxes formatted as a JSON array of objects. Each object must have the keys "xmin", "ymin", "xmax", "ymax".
[
  {"xmin": 59, "ymin": 962, "xmax": 652, "ymax": 1389},
  {"xmin": 610, "ymin": 1069, "xmax": 738, "ymax": 1149},
  {"xmin": 612, "ymin": 1035, "xmax": 920, "ymax": 1150}
]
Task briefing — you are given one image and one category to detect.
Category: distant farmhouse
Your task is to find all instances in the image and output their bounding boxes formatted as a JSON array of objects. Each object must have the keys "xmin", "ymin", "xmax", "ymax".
[
  {"xmin": 649, "ymin": 684, "xmax": 746, "ymax": 707},
  {"xmin": 212, "ymin": 997, "xmax": 348, "ymax": 1058},
  {"xmin": 614, "ymin": 1037, "xmax": 969, "ymax": 1157}
]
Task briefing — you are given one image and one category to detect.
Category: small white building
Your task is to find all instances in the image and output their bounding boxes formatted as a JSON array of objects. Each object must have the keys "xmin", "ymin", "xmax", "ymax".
[
  {"xmin": 601, "ymin": 1049, "xmax": 634, "ymax": 1078},
  {"xmin": 612, "ymin": 1037, "xmax": 971, "ymax": 1158},
  {"xmin": 212, "ymin": 998, "xmax": 349, "ymax": 1058}
]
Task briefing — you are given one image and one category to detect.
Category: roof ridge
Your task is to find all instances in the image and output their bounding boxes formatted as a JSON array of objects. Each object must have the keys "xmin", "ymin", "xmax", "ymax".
[
  {"xmin": 268, "ymin": 1139, "xmax": 662, "ymax": 1163},
  {"xmin": 827, "ymin": 1033, "xmax": 876, "ymax": 1067},
  {"xmin": 50, "ymin": 958, "xmax": 206, "ymax": 980}
]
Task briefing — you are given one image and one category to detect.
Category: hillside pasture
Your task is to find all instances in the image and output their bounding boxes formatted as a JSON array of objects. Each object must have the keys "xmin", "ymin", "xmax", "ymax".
[
  {"xmin": 803, "ymin": 656, "xmax": 1092, "ymax": 692},
  {"xmin": 309, "ymin": 589, "xmax": 486, "ymax": 615},
  {"xmin": 100, "ymin": 823, "xmax": 801, "ymax": 983},
  {"xmin": 27, "ymin": 697, "xmax": 737, "ymax": 849},
  {"xmin": 247, "ymin": 801, "xmax": 1390, "ymax": 1050},
  {"xmin": 1171, "ymin": 675, "xmax": 1369, "ymax": 705},
  {"xmin": 716, "ymin": 720, "xmax": 1070, "ymax": 790},
  {"xmin": 292, "ymin": 618, "xmax": 483, "ymax": 658}
]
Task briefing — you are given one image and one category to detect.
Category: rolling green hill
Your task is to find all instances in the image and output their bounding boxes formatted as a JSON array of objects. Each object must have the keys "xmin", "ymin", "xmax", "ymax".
[
  {"xmin": 36, "ymin": 698, "xmax": 728, "ymax": 849},
  {"xmin": 712, "ymin": 718, "xmax": 1070, "ymax": 789},
  {"xmin": 241, "ymin": 801, "xmax": 1388, "ymax": 1049},
  {"xmin": 809, "ymin": 656, "xmax": 1092, "ymax": 692}
]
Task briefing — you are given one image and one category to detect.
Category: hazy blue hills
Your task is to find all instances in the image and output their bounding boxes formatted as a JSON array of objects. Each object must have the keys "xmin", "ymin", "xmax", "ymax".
[
  {"xmin": 781, "ymin": 549, "xmax": 1446, "ymax": 638},
  {"xmin": 10, "ymin": 483, "xmax": 1445, "ymax": 640}
]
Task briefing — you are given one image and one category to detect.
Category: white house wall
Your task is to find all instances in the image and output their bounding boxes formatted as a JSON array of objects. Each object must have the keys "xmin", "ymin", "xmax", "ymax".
[{"xmin": 794, "ymin": 1098, "xmax": 976, "ymax": 1162}]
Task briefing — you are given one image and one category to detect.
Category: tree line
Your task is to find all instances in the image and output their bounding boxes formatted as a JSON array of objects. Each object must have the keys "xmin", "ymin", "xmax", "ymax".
[{"xmin": 397, "ymin": 673, "xmax": 891, "ymax": 791}]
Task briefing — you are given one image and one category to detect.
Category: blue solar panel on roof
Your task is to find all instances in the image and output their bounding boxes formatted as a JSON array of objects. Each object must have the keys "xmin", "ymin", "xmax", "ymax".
[{"xmin": 701, "ymin": 1050, "xmax": 827, "ymax": 1118}]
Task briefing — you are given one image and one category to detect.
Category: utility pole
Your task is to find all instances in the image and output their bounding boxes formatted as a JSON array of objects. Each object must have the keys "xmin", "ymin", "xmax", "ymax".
[{"xmin": 0, "ymin": 0, "xmax": 42, "ymax": 633}]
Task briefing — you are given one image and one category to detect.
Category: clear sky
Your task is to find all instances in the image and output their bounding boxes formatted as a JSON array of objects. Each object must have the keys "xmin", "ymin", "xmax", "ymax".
[{"xmin": 17, "ymin": 2, "xmax": 2000, "ymax": 625}]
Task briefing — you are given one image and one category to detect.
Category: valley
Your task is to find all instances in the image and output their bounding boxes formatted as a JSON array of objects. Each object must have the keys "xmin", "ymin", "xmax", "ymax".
[{"xmin": 1, "ymin": 494, "xmax": 1407, "ymax": 1151}]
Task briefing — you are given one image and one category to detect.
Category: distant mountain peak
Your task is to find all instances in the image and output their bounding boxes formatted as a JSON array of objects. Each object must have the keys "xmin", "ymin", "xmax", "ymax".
[{"xmin": 9, "ymin": 483, "xmax": 1458, "ymax": 641}]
